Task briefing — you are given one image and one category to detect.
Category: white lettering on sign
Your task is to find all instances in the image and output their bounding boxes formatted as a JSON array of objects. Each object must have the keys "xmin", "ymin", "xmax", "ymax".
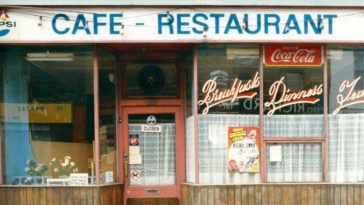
[
  {"xmin": 333, "ymin": 76, "xmax": 364, "ymax": 114},
  {"xmin": 264, "ymin": 77, "xmax": 323, "ymax": 115},
  {"xmin": 141, "ymin": 124, "xmax": 162, "ymax": 133},
  {"xmin": 271, "ymin": 49, "xmax": 316, "ymax": 64},
  {"xmin": 198, "ymin": 71, "xmax": 260, "ymax": 114}
]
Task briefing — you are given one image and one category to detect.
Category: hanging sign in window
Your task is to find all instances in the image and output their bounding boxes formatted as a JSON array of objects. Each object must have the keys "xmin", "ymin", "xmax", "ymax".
[
  {"xmin": 264, "ymin": 45, "xmax": 323, "ymax": 67},
  {"xmin": 141, "ymin": 115, "xmax": 162, "ymax": 133},
  {"xmin": 228, "ymin": 127, "xmax": 260, "ymax": 173}
]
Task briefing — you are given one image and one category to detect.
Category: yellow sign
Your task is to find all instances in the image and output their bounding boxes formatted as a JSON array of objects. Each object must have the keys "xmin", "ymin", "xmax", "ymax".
[{"xmin": 0, "ymin": 103, "xmax": 72, "ymax": 123}]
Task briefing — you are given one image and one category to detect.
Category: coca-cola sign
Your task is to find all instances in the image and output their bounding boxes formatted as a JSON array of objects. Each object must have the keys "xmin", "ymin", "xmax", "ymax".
[{"xmin": 264, "ymin": 45, "xmax": 323, "ymax": 67}]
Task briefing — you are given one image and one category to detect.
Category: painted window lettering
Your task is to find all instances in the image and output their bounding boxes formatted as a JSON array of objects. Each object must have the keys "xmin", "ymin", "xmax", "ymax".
[
  {"xmin": 333, "ymin": 76, "xmax": 364, "ymax": 114},
  {"xmin": 198, "ymin": 71, "xmax": 260, "ymax": 114},
  {"xmin": 264, "ymin": 77, "xmax": 323, "ymax": 116}
]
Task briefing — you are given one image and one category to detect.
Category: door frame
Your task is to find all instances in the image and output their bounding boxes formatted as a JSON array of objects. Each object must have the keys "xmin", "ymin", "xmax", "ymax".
[{"xmin": 119, "ymin": 106, "xmax": 185, "ymax": 200}]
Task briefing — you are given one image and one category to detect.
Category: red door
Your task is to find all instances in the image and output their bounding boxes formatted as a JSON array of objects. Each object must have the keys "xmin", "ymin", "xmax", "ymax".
[{"xmin": 120, "ymin": 106, "xmax": 184, "ymax": 204}]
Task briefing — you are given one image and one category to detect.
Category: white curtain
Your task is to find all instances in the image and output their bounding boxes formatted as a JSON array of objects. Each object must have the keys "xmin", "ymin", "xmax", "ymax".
[
  {"xmin": 198, "ymin": 114, "xmax": 260, "ymax": 184},
  {"xmin": 264, "ymin": 115, "xmax": 323, "ymax": 182},
  {"xmin": 329, "ymin": 113, "xmax": 364, "ymax": 182},
  {"xmin": 266, "ymin": 143, "xmax": 322, "ymax": 182},
  {"xmin": 264, "ymin": 115, "xmax": 324, "ymax": 137},
  {"xmin": 185, "ymin": 116, "xmax": 196, "ymax": 183},
  {"xmin": 129, "ymin": 123, "xmax": 176, "ymax": 185}
]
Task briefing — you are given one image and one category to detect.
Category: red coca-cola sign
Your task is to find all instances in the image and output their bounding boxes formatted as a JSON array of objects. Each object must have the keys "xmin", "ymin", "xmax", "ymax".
[{"xmin": 264, "ymin": 45, "xmax": 323, "ymax": 67}]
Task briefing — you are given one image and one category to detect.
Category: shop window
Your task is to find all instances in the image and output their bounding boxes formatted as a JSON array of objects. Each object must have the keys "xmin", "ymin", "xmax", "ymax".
[
  {"xmin": 98, "ymin": 48, "xmax": 117, "ymax": 184},
  {"xmin": 266, "ymin": 143, "xmax": 322, "ymax": 182},
  {"xmin": 263, "ymin": 45, "xmax": 324, "ymax": 182},
  {"xmin": 328, "ymin": 46, "xmax": 364, "ymax": 182},
  {"xmin": 183, "ymin": 48, "xmax": 196, "ymax": 183},
  {"xmin": 0, "ymin": 46, "xmax": 95, "ymax": 185},
  {"xmin": 197, "ymin": 45, "xmax": 260, "ymax": 184}
]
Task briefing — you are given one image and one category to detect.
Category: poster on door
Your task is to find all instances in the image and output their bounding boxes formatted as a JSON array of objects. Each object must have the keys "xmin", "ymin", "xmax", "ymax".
[{"xmin": 228, "ymin": 127, "xmax": 260, "ymax": 173}]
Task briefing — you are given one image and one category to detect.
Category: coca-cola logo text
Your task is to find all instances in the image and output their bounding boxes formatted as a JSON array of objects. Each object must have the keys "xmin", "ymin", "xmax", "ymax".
[
  {"xmin": 271, "ymin": 49, "xmax": 316, "ymax": 63},
  {"xmin": 264, "ymin": 45, "xmax": 322, "ymax": 66}
]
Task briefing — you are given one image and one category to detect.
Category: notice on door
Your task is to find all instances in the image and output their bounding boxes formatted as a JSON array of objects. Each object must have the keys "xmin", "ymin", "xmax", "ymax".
[
  {"xmin": 129, "ymin": 154, "xmax": 142, "ymax": 165},
  {"xmin": 141, "ymin": 124, "xmax": 162, "ymax": 133}
]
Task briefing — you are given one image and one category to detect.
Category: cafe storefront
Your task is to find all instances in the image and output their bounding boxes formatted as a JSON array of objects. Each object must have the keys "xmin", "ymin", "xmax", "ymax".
[{"xmin": 1, "ymin": 6, "xmax": 364, "ymax": 205}]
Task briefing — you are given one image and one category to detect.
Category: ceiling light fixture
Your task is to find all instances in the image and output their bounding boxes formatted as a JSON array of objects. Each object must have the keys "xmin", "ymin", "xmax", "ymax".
[{"xmin": 26, "ymin": 51, "xmax": 74, "ymax": 61}]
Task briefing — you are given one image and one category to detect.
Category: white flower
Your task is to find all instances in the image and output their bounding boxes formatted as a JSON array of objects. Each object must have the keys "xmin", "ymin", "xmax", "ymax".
[
  {"xmin": 65, "ymin": 156, "xmax": 71, "ymax": 160},
  {"xmin": 52, "ymin": 158, "xmax": 56, "ymax": 162},
  {"xmin": 70, "ymin": 162, "xmax": 75, "ymax": 167},
  {"xmin": 61, "ymin": 162, "xmax": 66, "ymax": 167},
  {"xmin": 65, "ymin": 158, "xmax": 70, "ymax": 165},
  {"xmin": 54, "ymin": 168, "xmax": 58, "ymax": 172},
  {"xmin": 49, "ymin": 162, "xmax": 52, "ymax": 166}
]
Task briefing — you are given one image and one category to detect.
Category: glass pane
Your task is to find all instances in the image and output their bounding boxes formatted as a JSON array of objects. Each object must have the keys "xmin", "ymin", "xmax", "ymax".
[
  {"xmin": 183, "ymin": 48, "xmax": 196, "ymax": 183},
  {"xmin": 197, "ymin": 44, "xmax": 260, "ymax": 184},
  {"xmin": 267, "ymin": 143, "xmax": 322, "ymax": 182},
  {"xmin": 128, "ymin": 114, "xmax": 176, "ymax": 186},
  {"xmin": 198, "ymin": 45, "xmax": 260, "ymax": 115},
  {"xmin": 98, "ymin": 48, "xmax": 117, "ymax": 184},
  {"xmin": 0, "ymin": 46, "xmax": 94, "ymax": 185},
  {"xmin": 263, "ymin": 46, "xmax": 324, "ymax": 137},
  {"xmin": 124, "ymin": 62, "xmax": 177, "ymax": 97},
  {"xmin": 328, "ymin": 46, "xmax": 364, "ymax": 182}
]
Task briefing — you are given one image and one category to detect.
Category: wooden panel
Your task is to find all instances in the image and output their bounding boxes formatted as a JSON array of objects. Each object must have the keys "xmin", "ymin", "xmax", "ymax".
[
  {"xmin": 0, "ymin": 185, "xmax": 122, "ymax": 205},
  {"xmin": 354, "ymin": 185, "xmax": 360, "ymax": 205},
  {"xmin": 227, "ymin": 186, "xmax": 235, "ymax": 205},
  {"xmin": 320, "ymin": 185, "xmax": 327, "ymax": 205},
  {"xmin": 201, "ymin": 187, "xmax": 208, "ymax": 205},
  {"xmin": 208, "ymin": 187, "xmax": 215, "ymax": 205},
  {"xmin": 241, "ymin": 185, "xmax": 249, "ymax": 205},
  {"xmin": 220, "ymin": 186, "xmax": 227, "ymax": 205},
  {"xmin": 268, "ymin": 185, "xmax": 275, "ymax": 205},
  {"xmin": 347, "ymin": 185, "xmax": 354, "ymax": 205},
  {"xmin": 40, "ymin": 188, "xmax": 47, "ymax": 205},
  {"xmin": 6, "ymin": 188, "xmax": 14, "ymax": 205},
  {"xmin": 180, "ymin": 184, "xmax": 364, "ymax": 205},
  {"xmin": 234, "ymin": 186, "xmax": 241, "ymax": 205},
  {"xmin": 274, "ymin": 186, "xmax": 282, "ymax": 205},
  {"xmin": 307, "ymin": 185, "xmax": 314, "ymax": 205},
  {"xmin": 248, "ymin": 185, "xmax": 255, "ymax": 205},
  {"xmin": 126, "ymin": 198, "xmax": 179, "ymax": 205},
  {"xmin": 261, "ymin": 185, "xmax": 269, "ymax": 205},
  {"xmin": 214, "ymin": 187, "xmax": 221, "ymax": 205}
]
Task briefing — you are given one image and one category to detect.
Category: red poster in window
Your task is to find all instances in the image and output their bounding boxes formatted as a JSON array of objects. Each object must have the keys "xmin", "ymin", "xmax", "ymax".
[
  {"xmin": 264, "ymin": 45, "xmax": 323, "ymax": 67},
  {"xmin": 228, "ymin": 127, "xmax": 260, "ymax": 173}
]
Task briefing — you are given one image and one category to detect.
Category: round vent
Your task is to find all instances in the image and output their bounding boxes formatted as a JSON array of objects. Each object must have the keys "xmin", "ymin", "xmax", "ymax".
[{"xmin": 137, "ymin": 65, "xmax": 165, "ymax": 94}]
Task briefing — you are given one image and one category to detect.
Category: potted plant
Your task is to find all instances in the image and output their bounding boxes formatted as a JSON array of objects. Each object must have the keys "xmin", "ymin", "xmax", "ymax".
[{"xmin": 24, "ymin": 158, "xmax": 48, "ymax": 185}]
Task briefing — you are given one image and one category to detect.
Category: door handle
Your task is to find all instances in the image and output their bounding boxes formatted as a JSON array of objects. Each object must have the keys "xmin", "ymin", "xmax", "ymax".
[{"xmin": 123, "ymin": 154, "xmax": 129, "ymax": 178}]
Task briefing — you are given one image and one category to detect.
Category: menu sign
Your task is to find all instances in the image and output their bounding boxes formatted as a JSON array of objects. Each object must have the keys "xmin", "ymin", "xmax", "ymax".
[{"xmin": 264, "ymin": 45, "xmax": 323, "ymax": 67}]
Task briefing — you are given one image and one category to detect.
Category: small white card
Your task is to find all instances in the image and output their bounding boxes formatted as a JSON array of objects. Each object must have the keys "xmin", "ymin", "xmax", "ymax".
[
  {"xmin": 129, "ymin": 154, "xmax": 142, "ymax": 165},
  {"xmin": 270, "ymin": 145, "xmax": 282, "ymax": 162},
  {"xmin": 105, "ymin": 171, "xmax": 113, "ymax": 183},
  {"xmin": 69, "ymin": 173, "xmax": 89, "ymax": 186},
  {"xmin": 129, "ymin": 146, "xmax": 140, "ymax": 155}
]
